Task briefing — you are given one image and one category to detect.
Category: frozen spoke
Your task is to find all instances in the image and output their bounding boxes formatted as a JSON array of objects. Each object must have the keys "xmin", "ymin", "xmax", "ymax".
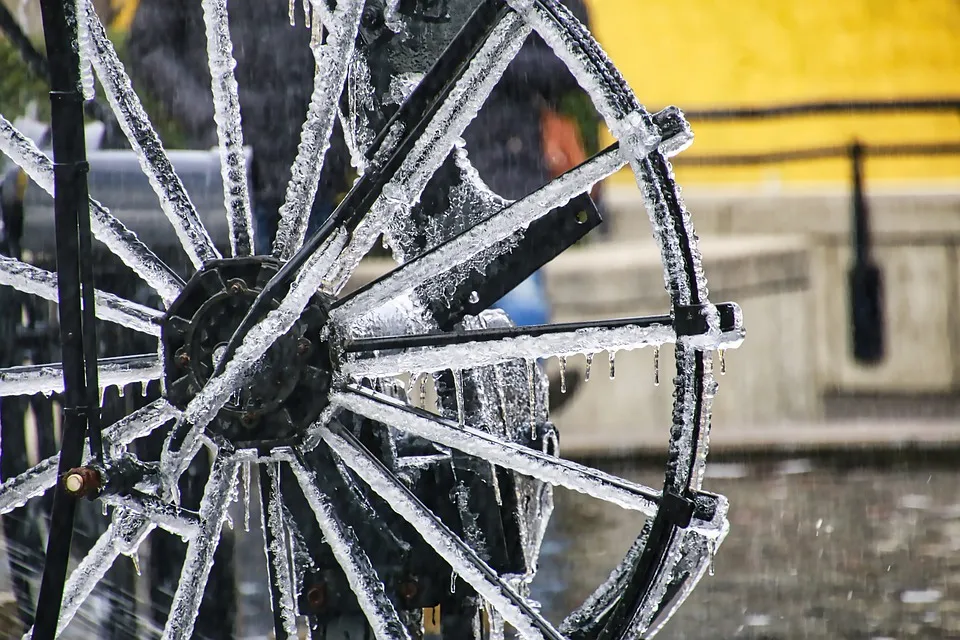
[
  {"xmin": 322, "ymin": 425, "xmax": 566, "ymax": 640},
  {"xmin": 321, "ymin": 9, "xmax": 532, "ymax": 293},
  {"xmin": 333, "ymin": 387, "xmax": 660, "ymax": 516},
  {"xmin": 273, "ymin": 0, "xmax": 365, "ymax": 260},
  {"xmin": 162, "ymin": 454, "xmax": 241, "ymax": 640},
  {"xmin": 282, "ymin": 450, "xmax": 412, "ymax": 640},
  {"xmin": 0, "ymin": 399, "xmax": 177, "ymax": 515},
  {"xmin": 100, "ymin": 492, "xmax": 201, "ymax": 540},
  {"xmin": 342, "ymin": 314, "xmax": 676, "ymax": 378},
  {"xmin": 262, "ymin": 462, "xmax": 301, "ymax": 637},
  {"xmin": 0, "ymin": 255, "xmax": 163, "ymax": 335},
  {"xmin": 79, "ymin": 0, "xmax": 220, "ymax": 268},
  {"xmin": 23, "ymin": 510, "xmax": 152, "ymax": 639},
  {"xmin": 0, "ymin": 353, "xmax": 161, "ymax": 397},
  {"xmin": 331, "ymin": 146, "xmax": 624, "ymax": 322},
  {"xmin": 201, "ymin": 0, "xmax": 254, "ymax": 256},
  {"xmin": 0, "ymin": 115, "xmax": 184, "ymax": 304}
]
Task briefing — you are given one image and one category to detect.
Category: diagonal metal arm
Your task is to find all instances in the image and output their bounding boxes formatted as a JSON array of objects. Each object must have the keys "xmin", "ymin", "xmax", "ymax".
[
  {"xmin": 322, "ymin": 423, "xmax": 567, "ymax": 640},
  {"xmin": 332, "ymin": 387, "xmax": 663, "ymax": 516}
]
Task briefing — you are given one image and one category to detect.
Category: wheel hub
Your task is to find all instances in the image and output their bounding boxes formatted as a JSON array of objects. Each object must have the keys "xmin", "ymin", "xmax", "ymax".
[{"xmin": 161, "ymin": 257, "xmax": 334, "ymax": 446}]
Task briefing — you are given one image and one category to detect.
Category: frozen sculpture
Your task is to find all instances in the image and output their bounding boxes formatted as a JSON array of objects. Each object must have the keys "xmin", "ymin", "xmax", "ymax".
[{"xmin": 0, "ymin": 0, "xmax": 745, "ymax": 638}]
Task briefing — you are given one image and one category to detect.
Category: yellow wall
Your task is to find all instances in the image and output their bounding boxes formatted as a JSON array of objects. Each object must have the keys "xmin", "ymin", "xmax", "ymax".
[{"xmin": 586, "ymin": 0, "xmax": 960, "ymax": 185}]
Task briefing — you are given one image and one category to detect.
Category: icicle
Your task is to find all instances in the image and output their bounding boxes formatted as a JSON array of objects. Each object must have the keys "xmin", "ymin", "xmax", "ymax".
[
  {"xmin": 608, "ymin": 351, "xmax": 617, "ymax": 379},
  {"xmin": 493, "ymin": 365, "xmax": 508, "ymax": 429},
  {"xmin": 653, "ymin": 346, "xmax": 660, "ymax": 387},
  {"xmin": 289, "ymin": 0, "xmax": 296, "ymax": 25},
  {"xmin": 381, "ymin": 234, "xmax": 390, "ymax": 250},
  {"xmin": 585, "ymin": 352, "xmax": 593, "ymax": 382},
  {"xmin": 718, "ymin": 349, "xmax": 726, "ymax": 375},
  {"xmin": 708, "ymin": 539, "xmax": 716, "ymax": 576},
  {"xmin": 102, "ymin": 501, "xmax": 108, "ymax": 516},
  {"xmin": 243, "ymin": 461, "xmax": 252, "ymax": 533},
  {"xmin": 490, "ymin": 467, "xmax": 502, "ymax": 506},
  {"xmin": 302, "ymin": 0, "xmax": 311, "ymax": 28},
  {"xmin": 452, "ymin": 369, "xmax": 465, "ymax": 426},
  {"xmin": 419, "ymin": 374, "xmax": 427, "ymax": 407},
  {"xmin": 404, "ymin": 374, "xmax": 416, "ymax": 401},
  {"xmin": 310, "ymin": 12, "xmax": 322, "ymax": 47},
  {"xmin": 130, "ymin": 550, "xmax": 142, "ymax": 576},
  {"xmin": 558, "ymin": 355, "xmax": 567, "ymax": 394},
  {"xmin": 224, "ymin": 512, "xmax": 234, "ymax": 530},
  {"xmin": 526, "ymin": 359, "xmax": 536, "ymax": 439},
  {"xmin": 450, "ymin": 571, "xmax": 457, "ymax": 594}
]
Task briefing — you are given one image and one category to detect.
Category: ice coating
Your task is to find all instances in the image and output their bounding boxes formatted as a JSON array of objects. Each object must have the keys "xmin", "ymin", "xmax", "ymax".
[
  {"xmin": 322, "ymin": 12, "xmax": 531, "ymax": 295},
  {"xmin": 332, "ymin": 147, "xmax": 624, "ymax": 323},
  {"xmin": 100, "ymin": 492, "xmax": 199, "ymax": 540},
  {"xmin": 0, "ymin": 255, "xmax": 163, "ymax": 335},
  {"xmin": 80, "ymin": 1, "xmax": 221, "ymax": 269},
  {"xmin": 162, "ymin": 231, "xmax": 347, "ymax": 479},
  {"xmin": 273, "ymin": 0, "xmax": 364, "ymax": 259},
  {"xmin": 332, "ymin": 389, "xmax": 660, "ymax": 516},
  {"xmin": 264, "ymin": 464, "xmax": 300, "ymax": 637},
  {"xmin": 162, "ymin": 455, "xmax": 240, "ymax": 640},
  {"xmin": 76, "ymin": 0, "xmax": 96, "ymax": 100},
  {"xmin": 0, "ymin": 116, "xmax": 183, "ymax": 304},
  {"xmin": 286, "ymin": 453, "xmax": 413, "ymax": 640},
  {"xmin": 200, "ymin": 0, "xmax": 254, "ymax": 257},
  {"xmin": 322, "ymin": 427, "xmax": 563, "ymax": 640},
  {"xmin": 23, "ymin": 511, "xmax": 153, "ymax": 639},
  {"xmin": 0, "ymin": 354, "xmax": 161, "ymax": 397},
  {"xmin": 343, "ymin": 321, "xmax": 676, "ymax": 379},
  {"xmin": 0, "ymin": 399, "xmax": 176, "ymax": 515}
]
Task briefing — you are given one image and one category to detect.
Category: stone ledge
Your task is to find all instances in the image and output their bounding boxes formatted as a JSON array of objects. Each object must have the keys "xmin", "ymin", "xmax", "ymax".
[{"xmin": 559, "ymin": 418, "xmax": 960, "ymax": 458}]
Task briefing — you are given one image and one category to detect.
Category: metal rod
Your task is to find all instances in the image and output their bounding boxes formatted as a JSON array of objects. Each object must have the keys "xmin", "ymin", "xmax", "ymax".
[
  {"xmin": 682, "ymin": 97, "xmax": 960, "ymax": 121},
  {"xmin": 673, "ymin": 141, "xmax": 960, "ymax": 167},
  {"xmin": 33, "ymin": 0, "xmax": 99, "ymax": 635}
]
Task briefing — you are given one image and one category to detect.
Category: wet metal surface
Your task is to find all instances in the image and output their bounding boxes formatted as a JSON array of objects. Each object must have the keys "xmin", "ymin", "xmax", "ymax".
[{"xmin": 532, "ymin": 457, "xmax": 960, "ymax": 639}]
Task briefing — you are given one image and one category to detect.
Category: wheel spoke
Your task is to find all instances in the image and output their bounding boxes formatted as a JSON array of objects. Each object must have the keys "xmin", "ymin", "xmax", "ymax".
[
  {"xmin": 321, "ymin": 6, "xmax": 533, "ymax": 294},
  {"xmin": 78, "ymin": 0, "xmax": 220, "ymax": 269},
  {"xmin": 0, "ymin": 255, "xmax": 162, "ymax": 335},
  {"xmin": 322, "ymin": 424, "xmax": 566, "ymax": 640},
  {"xmin": 0, "ymin": 353, "xmax": 160, "ymax": 398},
  {"xmin": 273, "ymin": 0, "xmax": 365, "ymax": 260},
  {"xmin": 100, "ymin": 491, "xmax": 200, "ymax": 540},
  {"xmin": 282, "ymin": 449, "xmax": 413, "ymax": 640},
  {"xmin": 0, "ymin": 115, "xmax": 184, "ymax": 304},
  {"xmin": 23, "ymin": 510, "xmax": 153, "ymax": 639},
  {"xmin": 330, "ymin": 146, "xmax": 624, "ymax": 324},
  {"xmin": 261, "ymin": 461, "xmax": 302, "ymax": 638},
  {"xmin": 162, "ymin": 453, "xmax": 241, "ymax": 640},
  {"xmin": 200, "ymin": 0, "xmax": 254, "ymax": 257},
  {"xmin": 0, "ymin": 399, "xmax": 177, "ymax": 515},
  {"xmin": 333, "ymin": 387, "xmax": 661, "ymax": 516}
]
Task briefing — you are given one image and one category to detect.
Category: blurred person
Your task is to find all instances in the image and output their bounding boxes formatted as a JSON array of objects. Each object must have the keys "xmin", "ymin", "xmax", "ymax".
[{"xmin": 127, "ymin": 0, "xmax": 350, "ymax": 256}]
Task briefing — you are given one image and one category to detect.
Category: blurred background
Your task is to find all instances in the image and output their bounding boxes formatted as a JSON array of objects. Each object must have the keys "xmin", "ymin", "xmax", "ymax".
[{"xmin": 0, "ymin": 0, "xmax": 959, "ymax": 637}]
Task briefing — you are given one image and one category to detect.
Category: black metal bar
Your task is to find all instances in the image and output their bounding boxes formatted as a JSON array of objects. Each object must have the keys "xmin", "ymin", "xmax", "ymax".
[
  {"xmin": 848, "ymin": 141, "xmax": 884, "ymax": 364},
  {"xmin": 259, "ymin": 465, "xmax": 292, "ymax": 640},
  {"xmin": 32, "ymin": 0, "xmax": 99, "ymax": 636},
  {"xmin": 682, "ymin": 97, "xmax": 960, "ymax": 121}
]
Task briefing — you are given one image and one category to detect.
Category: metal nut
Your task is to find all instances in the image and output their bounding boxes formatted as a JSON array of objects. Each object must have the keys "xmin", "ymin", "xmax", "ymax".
[
  {"xmin": 63, "ymin": 466, "xmax": 101, "ymax": 498},
  {"xmin": 306, "ymin": 583, "xmax": 327, "ymax": 611}
]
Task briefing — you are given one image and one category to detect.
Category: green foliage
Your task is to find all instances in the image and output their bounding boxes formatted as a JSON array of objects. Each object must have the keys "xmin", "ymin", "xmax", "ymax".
[
  {"xmin": 558, "ymin": 90, "xmax": 601, "ymax": 156},
  {"xmin": 0, "ymin": 35, "xmax": 50, "ymax": 121}
]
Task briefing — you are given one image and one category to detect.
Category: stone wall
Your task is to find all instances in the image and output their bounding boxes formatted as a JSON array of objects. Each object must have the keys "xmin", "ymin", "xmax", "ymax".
[{"xmin": 606, "ymin": 184, "xmax": 960, "ymax": 394}]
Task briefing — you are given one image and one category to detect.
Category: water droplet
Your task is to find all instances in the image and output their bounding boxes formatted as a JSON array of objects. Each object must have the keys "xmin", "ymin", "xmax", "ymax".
[
  {"xmin": 718, "ymin": 349, "xmax": 726, "ymax": 375},
  {"xmin": 608, "ymin": 351, "xmax": 617, "ymax": 379},
  {"xmin": 584, "ymin": 353, "xmax": 593, "ymax": 381},
  {"xmin": 558, "ymin": 356, "xmax": 567, "ymax": 393},
  {"xmin": 468, "ymin": 290, "xmax": 480, "ymax": 304},
  {"xmin": 654, "ymin": 346, "xmax": 660, "ymax": 386}
]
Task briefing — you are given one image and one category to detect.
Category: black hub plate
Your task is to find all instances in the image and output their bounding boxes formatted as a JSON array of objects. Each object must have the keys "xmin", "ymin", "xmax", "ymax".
[{"xmin": 161, "ymin": 257, "xmax": 333, "ymax": 447}]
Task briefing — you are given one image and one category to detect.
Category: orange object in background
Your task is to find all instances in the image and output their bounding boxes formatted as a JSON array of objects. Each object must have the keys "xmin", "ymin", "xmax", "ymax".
[{"xmin": 542, "ymin": 107, "xmax": 601, "ymax": 199}]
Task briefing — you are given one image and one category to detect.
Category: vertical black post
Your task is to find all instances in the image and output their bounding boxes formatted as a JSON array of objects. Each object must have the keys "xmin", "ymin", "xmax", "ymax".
[
  {"xmin": 848, "ymin": 140, "xmax": 884, "ymax": 363},
  {"xmin": 33, "ymin": 0, "xmax": 101, "ymax": 637}
]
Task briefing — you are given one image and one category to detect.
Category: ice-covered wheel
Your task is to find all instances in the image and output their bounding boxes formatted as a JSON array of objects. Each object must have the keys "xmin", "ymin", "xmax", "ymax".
[{"xmin": 0, "ymin": 0, "xmax": 744, "ymax": 638}]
